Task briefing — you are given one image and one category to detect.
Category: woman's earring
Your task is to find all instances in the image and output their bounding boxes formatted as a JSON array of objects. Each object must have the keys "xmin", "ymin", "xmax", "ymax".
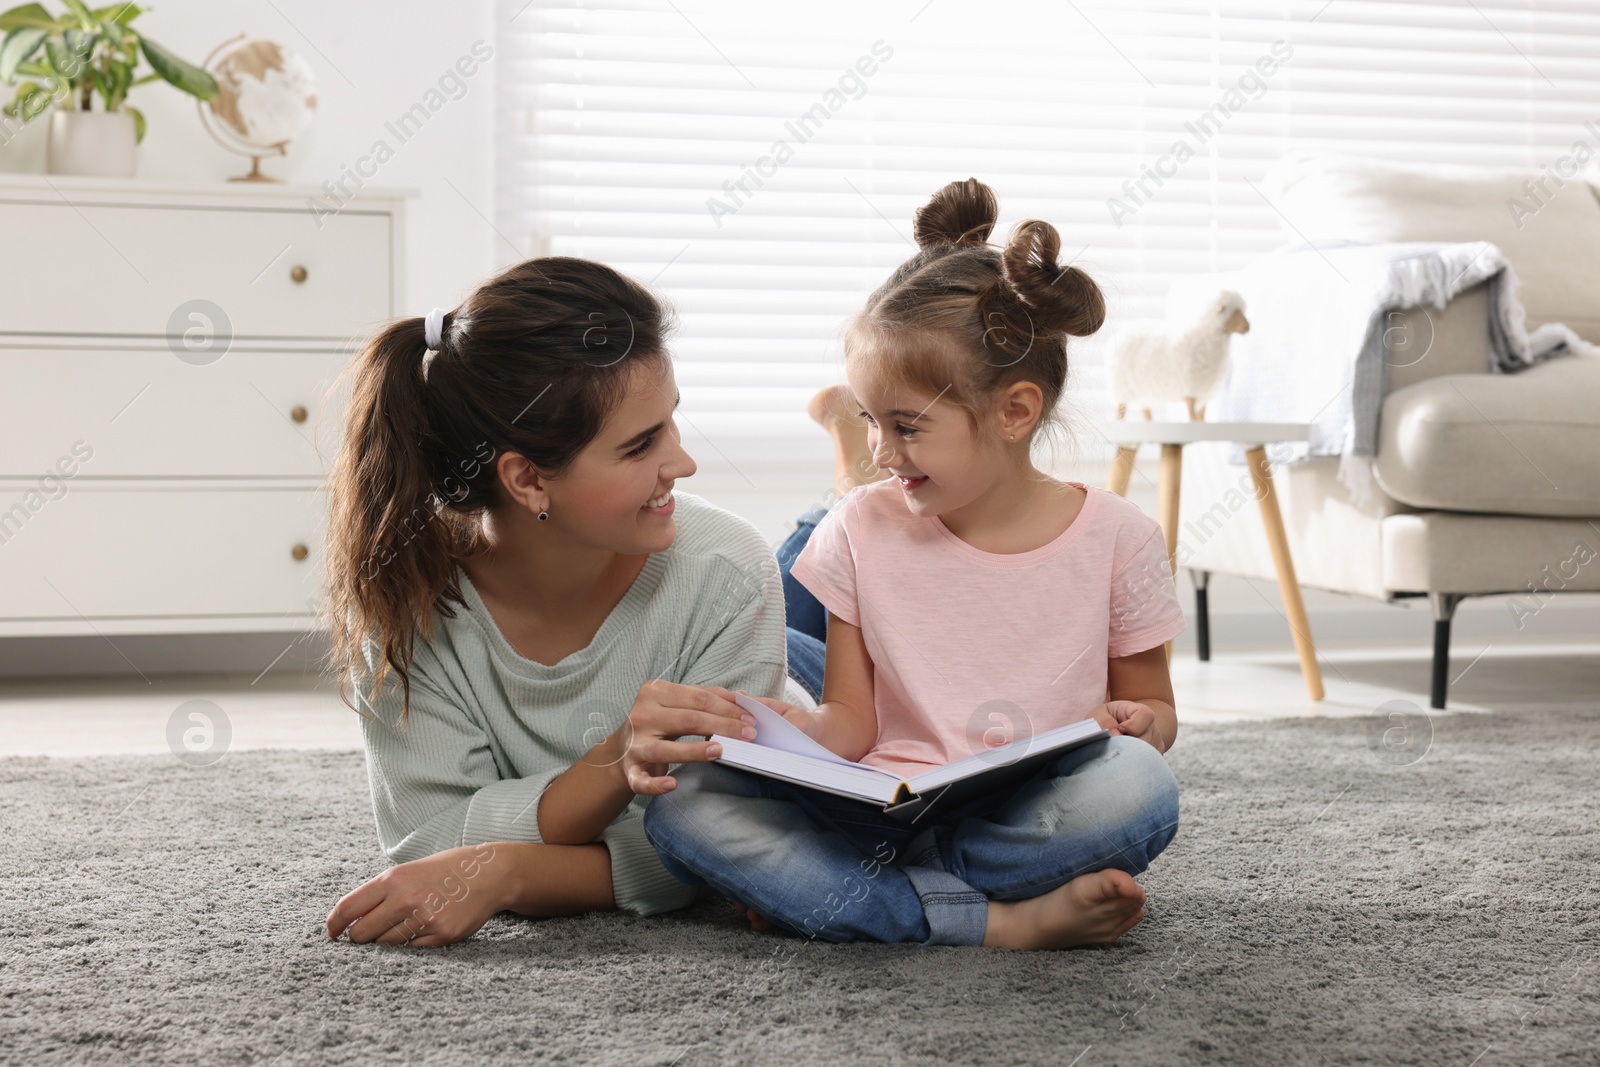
[
  {"xmin": 1008, "ymin": 433, "xmax": 1016, "ymax": 441},
  {"xmin": 538, "ymin": 510, "xmax": 549, "ymax": 522}
]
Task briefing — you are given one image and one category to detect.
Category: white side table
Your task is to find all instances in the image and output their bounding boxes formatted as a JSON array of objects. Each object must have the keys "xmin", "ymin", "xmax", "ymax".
[{"xmin": 1097, "ymin": 420, "xmax": 1325, "ymax": 702}]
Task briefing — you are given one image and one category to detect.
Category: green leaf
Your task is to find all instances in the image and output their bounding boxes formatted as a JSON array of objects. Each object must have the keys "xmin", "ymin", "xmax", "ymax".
[
  {"xmin": 0, "ymin": 4, "xmax": 58, "ymax": 33},
  {"xmin": 46, "ymin": 29, "xmax": 92, "ymax": 79},
  {"xmin": 0, "ymin": 24, "xmax": 46, "ymax": 81},
  {"xmin": 62, "ymin": 26, "xmax": 95, "ymax": 57},
  {"xmin": 90, "ymin": 3, "xmax": 141, "ymax": 24},
  {"xmin": 125, "ymin": 101, "xmax": 142, "ymax": 141},
  {"xmin": 45, "ymin": 28, "xmax": 95, "ymax": 82},
  {"xmin": 60, "ymin": 0, "xmax": 93, "ymax": 28},
  {"xmin": 106, "ymin": 51, "xmax": 127, "ymax": 103},
  {"xmin": 138, "ymin": 35, "xmax": 215, "ymax": 100},
  {"xmin": 10, "ymin": 77, "xmax": 54, "ymax": 119},
  {"xmin": 2, "ymin": 75, "xmax": 35, "ymax": 114},
  {"xmin": 13, "ymin": 56, "xmax": 48, "ymax": 76},
  {"xmin": 44, "ymin": 37, "xmax": 74, "ymax": 80}
]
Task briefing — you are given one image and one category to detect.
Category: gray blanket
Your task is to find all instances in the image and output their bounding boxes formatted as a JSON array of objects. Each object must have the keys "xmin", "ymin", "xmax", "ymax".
[{"xmin": 1208, "ymin": 240, "xmax": 1596, "ymax": 499}]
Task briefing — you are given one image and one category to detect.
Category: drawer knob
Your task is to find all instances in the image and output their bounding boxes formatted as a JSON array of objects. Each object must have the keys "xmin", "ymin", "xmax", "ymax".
[
  {"xmin": 290, "ymin": 265, "xmax": 308, "ymax": 284},
  {"xmin": 290, "ymin": 405, "xmax": 308, "ymax": 423},
  {"xmin": 291, "ymin": 544, "xmax": 309, "ymax": 562}
]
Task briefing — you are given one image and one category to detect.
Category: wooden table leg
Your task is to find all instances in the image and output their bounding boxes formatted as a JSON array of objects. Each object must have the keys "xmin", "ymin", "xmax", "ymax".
[
  {"xmin": 1157, "ymin": 444, "xmax": 1182, "ymax": 575},
  {"xmin": 1107, "ymin": 444, "xmax": 1138, "ymax": 497},
  {"xmin": 1158, "ymin": 443, "xmax": 1182, "ymax": 660},
  {"xmin": 1244, "ymin": 445, "xmax": 1325, "ymax": 701}
]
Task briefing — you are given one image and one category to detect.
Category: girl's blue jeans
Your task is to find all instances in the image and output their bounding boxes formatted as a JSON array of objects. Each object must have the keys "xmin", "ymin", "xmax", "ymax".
[
  {"xmin": 642, "ymin": 508, "xmax": 1182, "ymax": 946},
  {"xmin": 645, "ymin": 734, "xmax": 1178, "ymax": 945}
]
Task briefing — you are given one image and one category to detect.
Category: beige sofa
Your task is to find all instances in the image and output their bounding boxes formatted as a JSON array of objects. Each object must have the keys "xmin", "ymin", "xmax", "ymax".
[{"xmin": 1180, "ymin": 153, "xmax": 1600, "ymax": 708}]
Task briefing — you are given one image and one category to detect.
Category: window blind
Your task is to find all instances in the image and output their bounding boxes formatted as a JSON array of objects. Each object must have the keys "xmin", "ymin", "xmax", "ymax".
[{"xmin": 495, "ymin": 0, "xmax": 1600, "ymax": 480}]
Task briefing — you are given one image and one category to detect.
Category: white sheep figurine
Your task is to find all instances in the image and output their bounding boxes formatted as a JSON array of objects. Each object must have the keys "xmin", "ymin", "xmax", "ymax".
[{"xmin": 1111, "ymin": 288, "xmax": 1250, "ymax": 421}]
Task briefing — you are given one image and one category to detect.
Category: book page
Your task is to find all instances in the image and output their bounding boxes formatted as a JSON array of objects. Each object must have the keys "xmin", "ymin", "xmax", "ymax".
[
  {"xmin": 711, "ymin": 736, "xmax": 905, "ymax": 805},
  {"xmin": 729, "ymin": 693, "xmax": 863, "ymax": 769},
  {"xmin": 906, "ymin": 719, "xmax": 1105, "ymax": 792}
]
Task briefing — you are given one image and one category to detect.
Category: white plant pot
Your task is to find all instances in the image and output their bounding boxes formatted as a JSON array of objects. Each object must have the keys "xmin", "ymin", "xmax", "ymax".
[{"xmin": 46, "ymin": 110, "xmax": 137, "ymax": 178}]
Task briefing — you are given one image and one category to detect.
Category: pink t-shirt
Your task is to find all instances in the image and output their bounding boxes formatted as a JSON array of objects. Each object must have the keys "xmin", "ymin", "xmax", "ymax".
[{"xmin": 790, "ymin": 480, "xmax": 1185, "ymax": 772}]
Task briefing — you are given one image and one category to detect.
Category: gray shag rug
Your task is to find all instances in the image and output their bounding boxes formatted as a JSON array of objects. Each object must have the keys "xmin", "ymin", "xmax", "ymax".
[{"xmin": 2, "ymin": 707, "xmax": 1597, "ymax": 1067}]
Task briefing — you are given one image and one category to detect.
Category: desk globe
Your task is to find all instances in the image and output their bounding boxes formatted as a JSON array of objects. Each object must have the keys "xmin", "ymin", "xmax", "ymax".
[{"xmin": 198, "ymin": 35, "xmax": 318, "ymax": 182}]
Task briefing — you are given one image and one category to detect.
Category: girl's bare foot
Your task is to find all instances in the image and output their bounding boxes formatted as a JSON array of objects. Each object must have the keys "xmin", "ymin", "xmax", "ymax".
[
  {"xmin": 729, "ymin": 900, "xmax": 774, "ymax": 933},
  {"xmin": 982, "ymin": 869, "xmax": 1146, "ymax": 950},
  {"xmin": 808, "ymin": 384, "xmax": 888, "ymax": 496}
]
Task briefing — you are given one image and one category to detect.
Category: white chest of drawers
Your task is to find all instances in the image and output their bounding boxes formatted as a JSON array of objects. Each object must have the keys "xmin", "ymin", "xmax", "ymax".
[{"xmin": 0, "ymin": 175, "xmax": 408, "ymax": 637}]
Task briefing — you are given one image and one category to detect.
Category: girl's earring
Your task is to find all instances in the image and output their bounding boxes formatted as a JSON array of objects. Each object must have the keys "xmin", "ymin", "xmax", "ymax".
[{"xmin": 538, "ymin": 509, "xmax": 549, "ymax": 522}]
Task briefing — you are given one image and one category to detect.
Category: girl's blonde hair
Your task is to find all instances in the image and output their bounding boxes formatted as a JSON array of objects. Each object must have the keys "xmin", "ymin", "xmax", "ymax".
[{"xmin": 846, "ymin": 178, "xmax": 1105, "ymax": 438}]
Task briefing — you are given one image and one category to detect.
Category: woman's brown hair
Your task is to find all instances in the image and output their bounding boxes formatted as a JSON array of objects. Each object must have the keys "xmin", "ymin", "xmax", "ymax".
[
  {"xmin": 326, "ymin": 257, "xmax": 672, "ymax": 719},
  {"xmin": 846, "ymin": 177, "xmax": 1105, "ymax": 437}
]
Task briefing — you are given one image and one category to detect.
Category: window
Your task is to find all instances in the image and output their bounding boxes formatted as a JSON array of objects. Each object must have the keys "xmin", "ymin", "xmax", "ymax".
[{"xmin": 497, "ymin": 0, "xmax": 1600, "ymax": 482}]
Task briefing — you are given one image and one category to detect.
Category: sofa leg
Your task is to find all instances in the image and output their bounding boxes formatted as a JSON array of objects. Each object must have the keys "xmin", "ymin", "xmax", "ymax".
[
  {"xmin": 1192, "ymin": 569, "xmax": 1211, "ymax": 662},
  {"xmin": 1429, "ymin": 593, "xmax": 1466, "ymax": 710}
]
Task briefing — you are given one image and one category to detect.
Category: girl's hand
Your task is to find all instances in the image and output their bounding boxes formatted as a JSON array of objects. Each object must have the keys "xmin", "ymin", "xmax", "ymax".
[
  {"xmin": 619, "ymin": 681, "xmax": 755, "ymax": 796},
  {"xmin": 326, "ymin": 843, "xmax": 505, "ymax": 949},
  {"xmin": 1104, "ymin": 699, "xmax": 1166, "ymax": 753},
  {"xmin": 1090, "ymin": 704, "xmax": 1123, "ymax": 735}
]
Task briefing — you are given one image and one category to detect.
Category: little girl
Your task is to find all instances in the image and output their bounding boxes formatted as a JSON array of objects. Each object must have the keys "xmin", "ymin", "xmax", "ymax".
[{"xmin": 643, "ymin": 178, "xmax": 1186, "ymax": 949}]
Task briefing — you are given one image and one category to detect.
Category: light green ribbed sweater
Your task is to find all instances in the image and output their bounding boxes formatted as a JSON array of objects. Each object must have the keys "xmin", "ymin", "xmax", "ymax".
[{"xmin": 355, "ymin": 492, "xmax": 788, "ymax": 916}]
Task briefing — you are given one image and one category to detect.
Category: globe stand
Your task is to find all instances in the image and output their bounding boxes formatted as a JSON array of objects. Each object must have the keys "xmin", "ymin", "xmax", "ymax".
[{"xmin": 228, "ymin": 150, "xmax": 286, "ymax": 184}]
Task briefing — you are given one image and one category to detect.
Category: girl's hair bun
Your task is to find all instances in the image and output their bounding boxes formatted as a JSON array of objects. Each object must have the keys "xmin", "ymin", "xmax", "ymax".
[
  {"xmin": 913, "ymin": 178, "xmax": 998, "ymax": 250},
  {"xmin": 1001, "ymin": 219, "xmax": 1106, "ymax": 337}
]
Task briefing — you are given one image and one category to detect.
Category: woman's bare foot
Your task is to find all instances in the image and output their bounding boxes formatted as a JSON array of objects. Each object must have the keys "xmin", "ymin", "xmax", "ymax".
[
  {"xmin": 982, "ymin": 870, "xmax": 1146, "ymax": 950},
  {"xmin": 809, "ymin": 384, "xmax": 889, "ymax": 496}
]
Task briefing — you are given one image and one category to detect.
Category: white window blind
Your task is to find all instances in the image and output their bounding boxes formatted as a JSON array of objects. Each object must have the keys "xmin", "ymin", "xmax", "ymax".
[{"xmin": 495, "ymin": 0, "xmax": 1600, "ymax": 480}]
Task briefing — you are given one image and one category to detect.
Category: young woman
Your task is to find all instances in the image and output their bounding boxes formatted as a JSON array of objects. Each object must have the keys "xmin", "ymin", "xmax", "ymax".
[
  {"xmin": 322, "ymin": 258, "xmax": 801, "ymax": 947},
  {"xmin": 644, "ymin": 179, "xmax": 1186, "ymax": 949}
]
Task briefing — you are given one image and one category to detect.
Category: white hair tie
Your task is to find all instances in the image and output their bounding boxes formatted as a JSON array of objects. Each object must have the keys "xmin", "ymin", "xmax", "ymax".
[
  {"xmin": 424, "ymin": 307, "xmax": 446, "ymax": 349},
  {"xmin": 421, "ymin": 307, "xmax": 446, "ymax": 379}
]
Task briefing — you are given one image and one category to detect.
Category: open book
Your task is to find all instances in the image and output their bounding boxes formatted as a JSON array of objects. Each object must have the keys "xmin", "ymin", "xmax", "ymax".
[{"xmin": 711, "ymin": 694, "xmax": 1111, "ymax": 822}]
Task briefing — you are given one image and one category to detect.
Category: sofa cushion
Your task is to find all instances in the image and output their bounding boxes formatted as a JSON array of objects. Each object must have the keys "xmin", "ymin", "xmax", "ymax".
[
  {"xmin": 1374, "ymin": 356, "xmax": 1600, "ymax": 517},
  {"xmin": 1265, "ymin": 152, "xmax": 1600, "ymax": 344},
  {"xmin": 1381, "ymin": 510, "xmax": 1600, "ymax": 595}
]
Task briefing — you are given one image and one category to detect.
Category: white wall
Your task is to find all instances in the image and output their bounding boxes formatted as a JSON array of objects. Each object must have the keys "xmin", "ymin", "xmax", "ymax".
[
  {"xmin": 0, "ymin": 0, "xmax": 499, "ymax": 313},
  {"xmin": 4, "ymin": 3, "xmax": 1593, "ymax": 673}
]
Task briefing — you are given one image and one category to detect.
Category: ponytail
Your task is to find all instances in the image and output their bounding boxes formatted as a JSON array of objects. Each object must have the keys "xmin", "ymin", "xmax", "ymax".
[
  {"xmin": 326, "ymin": 316, "xmax": 467, "ymax": 720},
  {"xmin": 326, "ymin": 258, "xmax": 672, "ymax": 720}
]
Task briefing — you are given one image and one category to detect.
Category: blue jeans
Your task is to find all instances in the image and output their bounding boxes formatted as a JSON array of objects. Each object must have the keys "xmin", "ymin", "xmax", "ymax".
[
  {"xmin": 780, "ymin": 506, "xmax": 829, "ymax": 702},
  {"xmin": 644, "ymin": 734, "xmax": 1179, "ymax": 945}
]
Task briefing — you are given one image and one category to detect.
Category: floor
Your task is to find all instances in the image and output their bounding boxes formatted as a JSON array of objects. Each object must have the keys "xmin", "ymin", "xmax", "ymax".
[
  {"xmin": 3, "ymin": 639, "xmax": 1595, "ymax": 758},
  {"xmin": 7, "ymin": 666, "xmax": 1598, "ymax": 1065}
]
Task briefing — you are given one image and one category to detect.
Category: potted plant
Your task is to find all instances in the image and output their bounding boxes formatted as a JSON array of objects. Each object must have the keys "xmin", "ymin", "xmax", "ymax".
[{"xmin": 0, "ymin": 2, "xmax": 217, "ymax": 177}]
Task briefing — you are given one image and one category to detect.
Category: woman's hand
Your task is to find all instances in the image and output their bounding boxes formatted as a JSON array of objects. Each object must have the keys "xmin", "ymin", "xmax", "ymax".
[
  {"xmin": 326, "ymin": 843, "xmax": 505, "ymax": 949},
  {"xmin": 619, "ymin": 681, "xmax": 755, "ymax": 796},
  {"xmin": 1101, "ymin": 699, "xmax": 1167, "ymax": 753}
]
